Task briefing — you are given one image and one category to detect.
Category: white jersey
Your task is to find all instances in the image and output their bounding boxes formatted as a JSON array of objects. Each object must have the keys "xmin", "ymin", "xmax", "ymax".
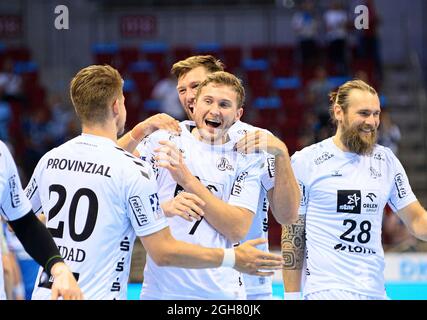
[
  {"xmin": 26, "ymin": 134, "xmax": 168, "ymax": 300},
  {"xmin": 136, "ymin": 121, "xmax": 263, "ymax": 300},
  {"xmin": 292, "ymin": 137, "xmax": 417, "ymax": 298},
  {"xmin": 0, "ymin": 140, "xmax": 33, "ymax": 300},
  {"xmin": 227, "ymin": 120, "xmax": 274, "ymax": 296}
]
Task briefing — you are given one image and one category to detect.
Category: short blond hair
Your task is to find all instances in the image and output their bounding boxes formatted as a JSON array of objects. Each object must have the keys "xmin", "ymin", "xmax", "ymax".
[
  {"xmin": 329, "ymin": 79, "xmax": 378, "ymax": 125},
  {"xmin": 70, "ymin": 65, "xmax": 123, "ymax": 124},
  {"xmin": 171, "ymin": 55, "xmax": 224, "ymax": 80},
  {"xmin": 195, "ymin": 71, "xmax": 245, "ymax": 108}
]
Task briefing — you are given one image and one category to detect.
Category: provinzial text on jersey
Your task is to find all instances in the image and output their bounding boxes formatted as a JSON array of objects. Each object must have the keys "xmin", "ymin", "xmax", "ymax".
[{"xmin": 46, "ymin": 158, "xmax": 111, "ymax": 177}]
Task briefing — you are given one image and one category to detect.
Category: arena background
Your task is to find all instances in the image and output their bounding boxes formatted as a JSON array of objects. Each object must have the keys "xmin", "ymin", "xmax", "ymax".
[{"xmin": 0, "ymin": 0, "xmax": 426, "ymax": 299}]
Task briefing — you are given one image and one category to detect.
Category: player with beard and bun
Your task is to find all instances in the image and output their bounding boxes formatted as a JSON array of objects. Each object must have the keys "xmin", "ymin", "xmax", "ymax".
[{"xmin": 282, "ymin": 79, "xmax": 427, "ymax": 300}]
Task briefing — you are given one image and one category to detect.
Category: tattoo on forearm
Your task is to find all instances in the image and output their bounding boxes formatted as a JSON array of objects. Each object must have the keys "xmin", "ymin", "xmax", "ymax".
[{"xmin": 281, "ymin": 215, "xmax": 305, "ymax": 270}]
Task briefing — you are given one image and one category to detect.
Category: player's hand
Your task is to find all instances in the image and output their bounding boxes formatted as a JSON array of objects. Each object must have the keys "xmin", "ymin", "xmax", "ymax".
[
  {"xmin": 154, "ymin": 140, "xmax": 194, "ymax": 187},
  {"xmin": 234, "ymin": 130, "xmax": 288, "ymax": 156},
  {"xmin": 161, "ymin": 192, "xmax": 205, "ymax": 222},
  {"xmin": 234, "ymin": 238, "xmax": 283, "ymax": 276},
  {"xmin": 131, "ymin": 113, "xmax": 181, "ymax": 141},
  {"xmin": 50, "ymin": 262, "xmax": 84, "ymax": 300}
]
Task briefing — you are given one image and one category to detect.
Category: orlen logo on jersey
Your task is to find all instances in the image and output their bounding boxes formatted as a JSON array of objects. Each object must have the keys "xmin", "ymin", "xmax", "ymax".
[
  {"xmin": 217, "ymin": 157, "xmax": 234, "ymax": 171},
  {"xmin": 337, "ymin": 190, "xmax": 361, "ymax": 214},
  {"xmin": 129, "ymin": 196, "xmax": 148, "ymax": 226}
]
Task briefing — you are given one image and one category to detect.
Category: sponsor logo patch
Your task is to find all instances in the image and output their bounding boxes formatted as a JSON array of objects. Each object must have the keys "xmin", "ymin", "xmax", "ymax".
[
  {"xmin": 337, "ymin": 190, "xmax": 361, "ymax": 214},
  {"xmin": 8, "ymin": 175, "xmax": 21, "ymax": 208},
  {"xmin": 267, "ymin": 157, "xmax": 275, "ymax": 178},
  {"xmin": 314, "ymin": 152, "xmax": 334, "ymax": 165},
  {"xmin": 394, "ymin": 173, "xmax": 407, "ymax": 198},
  {"xmin": 231, "ymin": 171, "xmax": 248, "ymax": 196},
  {"xmin": 129, "ymin": 196, "xmax": 148, "ymax": 226}
]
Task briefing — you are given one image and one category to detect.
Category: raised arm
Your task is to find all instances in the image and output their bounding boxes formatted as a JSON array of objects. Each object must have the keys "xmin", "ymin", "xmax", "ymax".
[
  {"xmin": 155, "ymin": 140, "xmax": 255, "ymax": 243},
  {"xmin": 117, "ymin": 113, "xmax": 181, "ymax": 154},
  {"xmin": 235, "ymin": 130, "xmax": 300, "ymax": 224}
]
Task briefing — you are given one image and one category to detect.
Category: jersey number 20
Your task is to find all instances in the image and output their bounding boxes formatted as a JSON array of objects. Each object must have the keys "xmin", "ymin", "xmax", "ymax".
[{"xmin": 47, "ymin": 184, "xmax": 98, "ymax": 242}]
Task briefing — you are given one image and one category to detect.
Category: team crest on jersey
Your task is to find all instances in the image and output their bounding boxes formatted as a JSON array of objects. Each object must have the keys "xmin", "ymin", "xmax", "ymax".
[
  {"xmin": 8, "ymin": 175, "xmax": 21, "ymax": 208},
  {"xmin": 129, "ymin": 196, "xmax": 149, "ymax": 226},
  {"xmin": 337, "ymin": 190, "xmax": 361, "ymax": 214},
  {"xmin": 237, "ymin": 129, "xmax": 248, "ymax": 135},
  {"xmin": 394, "ymin": 173, "xmax": 407, "ymax": 198},
  {"xmin": 216, "ymin": 157, "xmax": 233, "ymax": 171},
  {"xmin": 231, "ymin": 171, "xmax": 248, "ymax": 196},
  {"xmin": 373, "ymin": 152, "xmax": 386, "ymax": 161}
]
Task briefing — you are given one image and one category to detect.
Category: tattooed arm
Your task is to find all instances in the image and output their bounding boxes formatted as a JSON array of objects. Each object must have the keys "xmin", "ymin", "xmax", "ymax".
[{"xmin": 281, "ymin": 214, "xmax": 306, "ymax": 293}]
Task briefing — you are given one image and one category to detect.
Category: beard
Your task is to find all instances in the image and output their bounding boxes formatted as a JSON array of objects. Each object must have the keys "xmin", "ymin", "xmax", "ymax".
[{"xmin": 340, "ymin": 121, "xmax": 377, "ymax": 155}]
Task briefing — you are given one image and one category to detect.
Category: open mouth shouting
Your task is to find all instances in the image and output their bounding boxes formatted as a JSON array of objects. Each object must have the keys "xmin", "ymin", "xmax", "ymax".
[{"xmin": 205, "ymin": 118, "xmax": 222, "ymax": 130}]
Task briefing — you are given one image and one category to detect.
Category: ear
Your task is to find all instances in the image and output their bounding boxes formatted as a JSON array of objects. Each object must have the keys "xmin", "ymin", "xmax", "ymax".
[
  {"xmin": 236, "ymin": 107, "xmax": 244, "ymax": 121},
  {"xmin": 111, "ymin": 98, "xmax": 120, "ymax": 116},
  {"xmin": 334, "ymin": 104, "xmax": 343, "ymax": 123}
]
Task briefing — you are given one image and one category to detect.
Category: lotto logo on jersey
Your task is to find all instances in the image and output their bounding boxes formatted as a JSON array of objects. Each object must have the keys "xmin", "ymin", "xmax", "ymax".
[
  {"xmin": 129, "ymin": 196, "xmax": 149, "ymax": 226},
  {"xmin": 337, "ymin": 190, "xmax": 361, "ymax": 214}
]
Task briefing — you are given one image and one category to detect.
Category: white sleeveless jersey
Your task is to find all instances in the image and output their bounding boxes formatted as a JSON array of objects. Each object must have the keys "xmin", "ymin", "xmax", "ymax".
[
  {"xmin": 136, "ymin": 121, "xmax": 264, "ymax": 300},
  {"xmin": 26, "ymin": 134, "xmax": 168, "ymax": 300},
  {"xmin": 0, "ymin": 140, "xmax": 33, "ymax": 300},
  {"xmin": 292, "ymin": 137, "xmax": 417, "ymax": 298},
  {"xmin": 227, "ymin": 120, "xmax": 274, "ymax": 296}
]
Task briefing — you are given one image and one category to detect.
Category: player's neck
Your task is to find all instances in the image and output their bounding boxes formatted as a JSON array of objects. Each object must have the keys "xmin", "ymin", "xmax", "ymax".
[
  {"xmin": 191, "ymin": 127, "xmax": 230, "ymax": 145},
  {"xmin": 82, "ymin": 123, "xmax": 118, "ymax": 143},
  {"xmin": 332, "ymin": 131, "xmax": 350, "ymax": 153}
]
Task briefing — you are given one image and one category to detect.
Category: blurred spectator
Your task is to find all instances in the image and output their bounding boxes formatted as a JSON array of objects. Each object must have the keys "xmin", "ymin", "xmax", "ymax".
[
  {"xmin": 354, "ymin": 0, "xmax": 383, "ymax": 81},
  {"xmin": 378, "ymin": 108, "xmax": 401, "ymax": 155},
  {"xmin": 306, "ymin": 66, "xmax": 335, "ymax": 141},
  {"xmin": 324, "ymin": 1, "xmax": 349, "ymax": 75},
  {"xmin": 151, "ymin": 74, "xmax": 185, "ymax": 120},
  {"xmin": 292, "ymin": 0, "xmax": 320, "ymax": 67},
  {"xmin": 21, "ymin": 108, "xmax": 53, "ymax": 179},
  {"xmin": 382, "ymin": 207, "xmax": 418, "ymax": 252},
  {"xmin": 0, "ymin": 100, "xmax": 11, "ymax": 141},
  {"xmin": 45, "ymin": 94, "xmax": 77, "ymax": 146},
  {"xmin": 378, "ymin": 107, "xmax": 415, "ymax": 252},
  {"xmin": 0, "ymin": 59, "xmax": 24, "ymax": 102}
]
